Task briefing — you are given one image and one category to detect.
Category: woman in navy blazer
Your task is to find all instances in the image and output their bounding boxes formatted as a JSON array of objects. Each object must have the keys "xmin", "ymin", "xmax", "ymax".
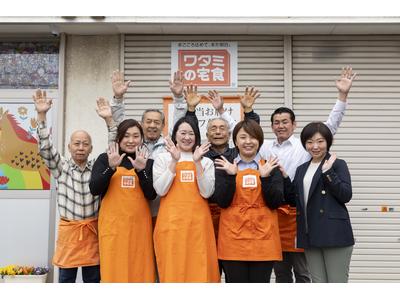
[{"xmin": 283, "ymin": 122, "xmax": 354, "ymax": 283}]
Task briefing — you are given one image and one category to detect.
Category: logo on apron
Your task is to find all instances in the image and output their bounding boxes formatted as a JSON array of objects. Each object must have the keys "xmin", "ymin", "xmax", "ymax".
[
  {"xmin": 180, "ymin": 170, "xmax": 195, "ymax": 182},
  {"xmin": 121, "ymin": 175, "xmax": 135, "ymax": 188},
  {"xmin": 242, "ymin": 175, "xmax": 257, "ymax": 188}
]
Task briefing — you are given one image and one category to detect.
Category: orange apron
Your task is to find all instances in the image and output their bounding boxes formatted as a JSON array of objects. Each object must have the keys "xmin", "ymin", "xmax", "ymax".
[
  {"xmin": 98, "ymin": 166, "xmax": 155, "ymax": 283},
  {"xmin": 209, "ymin": 203, "xmax": 221, "ymax": 243},
  {"xmin": 277, "ymin": 205, "xmax": 304, "ymax": 252},
  {"xmin": 52, "ymin": 217, "xmax": 99, "ymax": 268},
  {"xmin": 154, "ymin": 161, "xmax": 220, "ymax": 283},
  {"xmin": 218, "ymin": 166, "xmax": 282, "ymax": 261}
]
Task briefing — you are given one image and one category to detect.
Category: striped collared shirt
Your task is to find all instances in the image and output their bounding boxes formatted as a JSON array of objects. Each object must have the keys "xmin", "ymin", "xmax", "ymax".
[{"xmin": 37, "ymin": 122, "xmax": 100, "ymax": 220}]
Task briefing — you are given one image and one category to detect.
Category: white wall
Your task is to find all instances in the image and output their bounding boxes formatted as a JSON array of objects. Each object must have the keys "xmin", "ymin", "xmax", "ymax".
[{"xmin": 64, "ymin": 35, "xmax": 120, "ymax": 158}]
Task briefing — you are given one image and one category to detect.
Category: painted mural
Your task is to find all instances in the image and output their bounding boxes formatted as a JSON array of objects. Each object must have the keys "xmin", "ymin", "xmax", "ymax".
[{"xmin": 0, "ymin": 103, "xmax": 50, "ymax": 190}]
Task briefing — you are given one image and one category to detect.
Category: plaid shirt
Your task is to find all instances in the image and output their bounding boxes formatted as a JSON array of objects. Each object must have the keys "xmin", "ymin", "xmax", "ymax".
[{"xmin": 37, "ymin": 121, "xmax": 100, "ymax": 220}]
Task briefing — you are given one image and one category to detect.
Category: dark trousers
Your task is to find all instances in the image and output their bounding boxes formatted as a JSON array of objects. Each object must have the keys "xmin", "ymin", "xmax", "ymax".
[
  {"xmin": 273, "ymin": 252, "xmax": 311, "ymax": 283},
  {"xmin": 221, "ymin": 260, "xmax": 274, "ymax": 283},
  {"xmin": 59, "ymin": 265, "xmax": 100, "ymax": 283}
]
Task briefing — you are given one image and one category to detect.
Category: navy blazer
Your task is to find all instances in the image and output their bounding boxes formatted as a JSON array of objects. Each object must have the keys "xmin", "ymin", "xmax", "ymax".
[{"xmin": 284, "ymin": 153, "xmax": 355, "ymax": 248}]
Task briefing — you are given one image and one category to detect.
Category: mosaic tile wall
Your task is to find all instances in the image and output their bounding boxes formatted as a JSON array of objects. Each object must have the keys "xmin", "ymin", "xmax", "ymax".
[{"xmin": 0, "ymin": 42, "xmax": 59, "ymax": 89}]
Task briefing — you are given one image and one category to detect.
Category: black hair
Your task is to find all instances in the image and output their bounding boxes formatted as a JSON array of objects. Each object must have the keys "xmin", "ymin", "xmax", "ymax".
[
  {"xmin": 116, "ymin": 119, "xmax": 144, "ymax": 144},
  {"xmin": 171, "ymin": 116, "xmax": 201, "ymax": 152},
  {"xmin": 300, "ymin": 122, "xmax": 333, "ymax": 151},
  {"xmin": 232, "ymin": 119, "xmax": 264, "ymax": 152},
  {"xmin": 270, "ymin": 107, "xmax": 296, "ymax": 124}
]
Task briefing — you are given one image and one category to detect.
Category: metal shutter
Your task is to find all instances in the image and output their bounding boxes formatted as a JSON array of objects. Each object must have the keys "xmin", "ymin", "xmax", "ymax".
[
  {"xmin": 123, "ymin": 34, "xmax": 285, "ymax": 139},
  {"xmin": 292, "ymin": 35, "xmax": 400, "ymax": 282}
]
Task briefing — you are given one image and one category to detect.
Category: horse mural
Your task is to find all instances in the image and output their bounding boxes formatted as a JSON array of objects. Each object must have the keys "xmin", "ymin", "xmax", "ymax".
[{"xmin": 0, "ymin": 106, "xmax": 50, "ymax": 189}]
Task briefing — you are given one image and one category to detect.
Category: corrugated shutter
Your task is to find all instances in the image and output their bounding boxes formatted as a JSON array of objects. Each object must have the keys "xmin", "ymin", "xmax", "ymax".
[
  {"xmin": 292, "ymin": 35, "xmax": 400, "ymax": 282},
  {"xmin": 124, "ymin": 34, "xmax": 285, "ymax": 140}
]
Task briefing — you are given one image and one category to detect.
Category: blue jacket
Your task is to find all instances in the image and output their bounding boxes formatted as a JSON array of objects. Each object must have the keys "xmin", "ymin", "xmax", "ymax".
[{"xmin": 285, "ymin": 153, "xmax": 354, "ymax": 248}]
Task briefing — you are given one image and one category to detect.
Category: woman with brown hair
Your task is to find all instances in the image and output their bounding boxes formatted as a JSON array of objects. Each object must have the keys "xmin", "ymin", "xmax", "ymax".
[{"xmin": 90, "ymin": 119, "xmax": 157, "ymax": 282}]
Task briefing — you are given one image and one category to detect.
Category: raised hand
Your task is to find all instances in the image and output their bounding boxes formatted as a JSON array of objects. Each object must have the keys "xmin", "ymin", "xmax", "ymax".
[
  {"xmin": 183, "ymin": 84, "xmax": 201, "ymax": 112},
  {"xmin": 259, "ymin": 156, "xmax": 280, "ymax": 178},
  {"xmin": 33, "ymin": 89, "xmax": 53, "ymax": 116},
  {"xmin": 127, "ymin": 145, "xmax": 149, "ymax": 171},
  {"xmin": 278, "ymin": 164, "xmax": 289, "ymax": 179},
  {"xmin": 193, "ymin": 142, "xmax": 211, "ymax": 162},
  {"xmin": 215, "ymin": 156, "xmax": 238, "ymax": 175},
  {"xmin": 322, "ymin": 153, "xmax": 337, "ymax": 172},
  {"xmin": 111, "ymin": 70, "xmax": 132, "ymax": 99},
  {"xmin": 96, "ymin": 97, "xmax": 112, "ymax": 120},
  {"xmin": 107, "ymin": 142, "xmax": 126, "ymax": 169},
  {"xmin": 165, "ymin": 136, "xmax": 181, "ymax": 162},
  {"xmin": 239, "ymin": 86, "xmax": 260, "ymax": 113},
  {"xmin": 336, "ymin": 66, "xmax": 357, "ymax": 101},
  {"xmin": 169, "ymin": 70, "xmax": 184, "ymax": 98},
  {"xmin": 207, "ymin": 90, "xmax": 224, "ymax": 114}
]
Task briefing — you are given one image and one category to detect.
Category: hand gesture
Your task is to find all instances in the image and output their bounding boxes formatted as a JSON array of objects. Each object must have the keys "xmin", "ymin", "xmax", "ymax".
[
  {"xmin": 207, "ymin": 90, "xmax": 224, "ymax": 114},
  {"xmin": 33, "ymin": 89, "xmax": 53, "ymax": 115},
  {"xmin": 127, "ymin": 145, "xmax": 149, "ymax": 171},
  {"xmin": 322, "ymin": 153, "xmax": 337, "ymax": 172},
  {"xmin": 107, "ymin": 142, "xmax": 126, "ymax": 169},
  {"xmin": 165, "ymin": 136, "xmax": 181, "ymax": 162},
  {"xmin": 215, "ymin": 156, "xmax": 238, "ymax": 175},
  {"xmin": 193, "ymin": 142, "xmax": 211, "ymax": 162},
  {"xmin": 183, "ymin": 84, "xmax": 201, "ymax": 112},
  {"xmin": 239, "ymin": 86, "xmax": 260, "ymax": 113},
  {"xmin": 259, "ymin": 156, "xmax": 280, "ymax": 178},
  {"xmin": 336, "ymin": 66, "xmax": 357, "ymax": 101},
  {"xmin": 96, "ymin": 97, "xmax": 112, "ymax": 120},
  {"xmin": 111, "ymin": 70, "xmax": 132, "ymax": 99},
  {"xmin": 278, "ymin": 164, "xmax": 289, "ymax": 179},
  {"xmin": 169, "ymin": 70, "xmax": 184, "ymax": 98}
]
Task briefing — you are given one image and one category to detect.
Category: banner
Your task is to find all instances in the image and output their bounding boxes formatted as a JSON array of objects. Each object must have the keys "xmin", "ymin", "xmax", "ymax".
[{"xmin": 171, "ymin": 41, "xmax": 238, "ymax": 88}]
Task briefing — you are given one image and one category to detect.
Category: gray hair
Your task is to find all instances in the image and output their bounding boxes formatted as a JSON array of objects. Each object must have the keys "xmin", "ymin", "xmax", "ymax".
[
  {"xmin": 206, "ymin": 117, "xmax": 230, "ymax": 131},
  {"xmin": 141, "ymin": 109, "xmax": 165, "ymax": 125}
]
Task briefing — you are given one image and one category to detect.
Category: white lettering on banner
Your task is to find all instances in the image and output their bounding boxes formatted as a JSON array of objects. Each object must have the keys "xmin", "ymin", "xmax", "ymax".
[
  {"xmin": 198, "ymin": 55, "xmax": 212, "ymax": 66},
  {"xmin": 184, "ymin": 70, "xmax": 196, "ymax": 81},
  {"xmin": 184, "ymin": 55, "xmax": 197, "ymax": 67},
  {"xmin": 197, "ymin": 68, "xmax": 210, "ymax": 81},
  {"xmin": 212, "ymin": 55, "xmax": 224, "ymax": 67},
  {"xmin": 212, "ymin": 68, "xmax": 225, "ymax": 81}
]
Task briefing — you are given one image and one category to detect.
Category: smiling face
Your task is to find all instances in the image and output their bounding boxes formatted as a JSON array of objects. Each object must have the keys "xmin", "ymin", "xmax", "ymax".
[
  {"xmin": 68, "ymin": 131, "xmax": 92, "ymax": 166},
  {"xmin": 271, "ymin": 112, "xmax": 296, "ymax": 144},
  {"xmin": 119, "ymin": 126, "xmax": 142, "ymax": 153},
  {"xmin": 142, "ymin": 111, "xmax": 164, "ymax": 142},
  {"xmin": 206, "ymin": 118, "xmax": 230, "ymax": 148},
  {"xmin": 175, "ymin": 122, "xmax": 195, "ymax": 152},
  {"xmin": 305, "ymin": 132, "xmax": 328, "ymax": 162},
  {"xmin": 235, "ymin": 128, "xmax": 259, "ymax": 161}
]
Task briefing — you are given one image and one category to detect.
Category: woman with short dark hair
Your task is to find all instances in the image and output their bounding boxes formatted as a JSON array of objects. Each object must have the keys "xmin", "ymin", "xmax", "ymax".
[
  {"xmin": 284, "ymin": 121, "xmax": 354, "ymax": 282},
  {"xmin": 152, "ymin": 116, "xmax": 220, "ymax": 282},
  {"xmin": 90, "ymin": 119, "xmax": 157, "ymax": 282},
  {"xmin": 212, "ymin": 119, "xmax": 286, "ymax": 282}
]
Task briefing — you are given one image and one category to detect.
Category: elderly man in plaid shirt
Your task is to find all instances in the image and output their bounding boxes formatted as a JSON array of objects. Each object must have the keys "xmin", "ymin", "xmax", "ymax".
[{"xmin": 34, "ymin": 89, "xmax": 104, "ymax": 283}]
